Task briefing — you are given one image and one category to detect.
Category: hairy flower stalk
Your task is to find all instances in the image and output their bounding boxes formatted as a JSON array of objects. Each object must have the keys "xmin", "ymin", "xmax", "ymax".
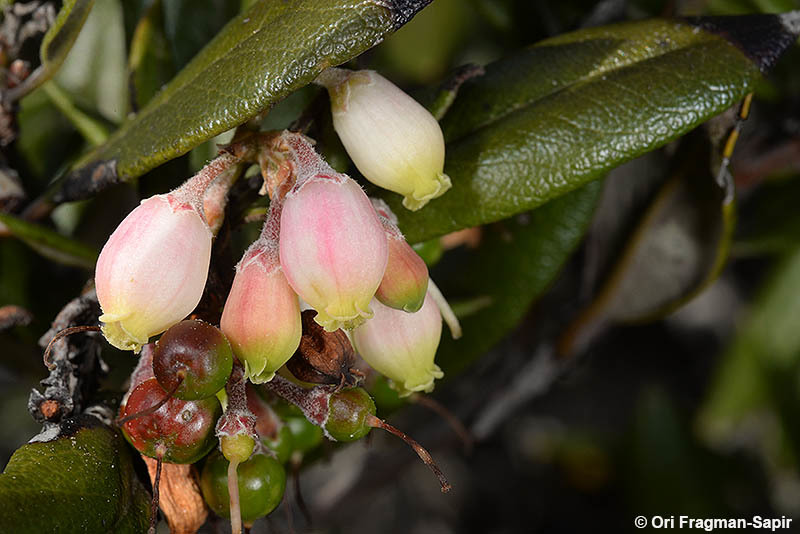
[
  {"xmin": 316, "ymin": 68, "xmax": 451, "ymax": 211},
  {"xmin": 371, "ymin": 199, "xmax": 429, "ymax": 312},
  {"xmin": 352, "ymin": 291, "xmax": 444, "ymax": 397},
  {"xmin": 203, "ymin": 164, "xmax": 242, "ymax": 235},
  {"xmin": 278, "ymin": 133, "xmax": 388, "ymax": 331},
  {"xmin": 220, "ymin": 181, "xmax": 302, "ymax": 383},
  {"xmin": 95, "ymin": 153, "xmax": 237, "ymax": 352}
]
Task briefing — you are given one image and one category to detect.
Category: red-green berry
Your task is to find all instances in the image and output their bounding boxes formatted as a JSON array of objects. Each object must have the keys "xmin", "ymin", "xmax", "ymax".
[
  {"xmin": 152, "ymin": 320, "xmax": 233, "ymax": 400},
  {"xmin": 201, "ymin": 450, "xmax": 286, "ymax": 523},
  {"xmin": 120, "ymin": 378, "xmax": 221, "ymax": 463}
]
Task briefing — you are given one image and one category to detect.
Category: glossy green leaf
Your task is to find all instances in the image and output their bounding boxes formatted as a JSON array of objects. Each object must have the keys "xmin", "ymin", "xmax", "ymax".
[
  {"xmin": 57, "ymin": 0, "xmax": 432, "ymax": 201},
  {"xmin": 0, "ymin": 419, "xmax": 151, "ymax": 533},
  {"xmin": 436, "ymin": 182, "xmax": 601, "ymax": 375},
  {"xmin": 390, "ymin": 16, "xmax": 778, "ymax": 243},
  {"xmin": 0, "ymin": 212, "xmax": 98, "ymax": 269},
  {"xmin": 6, "ymin": 0, "xmax": 95, "ymax": 102}
]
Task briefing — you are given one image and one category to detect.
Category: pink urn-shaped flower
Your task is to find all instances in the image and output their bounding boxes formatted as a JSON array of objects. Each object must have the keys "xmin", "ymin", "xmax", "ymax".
[
  {"xmin": 220, "ymin": 242, "xmax": 302, "ymax": 383},
  {"xmin": 279, "ymin": 171, "xmax": 388, "ymax": 331},
  {"xmin": 352, "ymin": 291, "xmax": 443, "ymax": 397},
  {"xmin": 95, "ymin": 194, "xmax": 212, "ymax": 352}
]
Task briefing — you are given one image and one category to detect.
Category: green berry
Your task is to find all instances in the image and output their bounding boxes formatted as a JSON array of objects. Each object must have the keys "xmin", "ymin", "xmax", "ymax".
[
  {"xmin": 262, "ymin": 425, "xmax": 293, "ymax": 464},
  {"xmin": 285, "ymin": 416, "xmax": 323, "ymax": 454},
  {"xmin": 201, "ymin": 450, "xmax": 286, "ymax": 523},
  {"xmin": 324, "ymin": 387, "xmax": 375, "ymax": 442},
  {"xmin": 221, "ymin": 433, "xmax": 255, "ymax": 464}
]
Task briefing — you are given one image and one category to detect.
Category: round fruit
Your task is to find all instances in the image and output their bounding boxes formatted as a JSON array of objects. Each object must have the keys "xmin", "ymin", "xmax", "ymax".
[
  {"xmin": 284, "ymin": 416, "xmax": 323, "ymax": 454},
  {"xmin": 325, "ymin": 387, "xmax": 375, "ymax": 442},
  {"xmin": 120, "ymin": 378, "xmax": 221, "ymax": 463},
  {"xmin": 201, "ymin": 450, "xmax": 286, "ymax": 522},
  {"xmin": 261, "ymin": 424, "xmax": 293, "ymax": 464},
  {"xmin": 152, "ymin": 320, "xmax": 233, "ymax": 400}
]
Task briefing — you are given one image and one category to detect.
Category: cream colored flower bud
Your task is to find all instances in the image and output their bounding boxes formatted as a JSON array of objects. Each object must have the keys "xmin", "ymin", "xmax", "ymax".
[{"xmin": 319, "ymin": 68, "xmax": 451, "ymax": 211}]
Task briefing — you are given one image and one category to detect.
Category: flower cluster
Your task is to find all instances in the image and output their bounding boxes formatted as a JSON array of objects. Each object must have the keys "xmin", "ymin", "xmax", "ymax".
[{"xmin": 95, "ymin": 68, "xmax": 457, "ymax": 396}]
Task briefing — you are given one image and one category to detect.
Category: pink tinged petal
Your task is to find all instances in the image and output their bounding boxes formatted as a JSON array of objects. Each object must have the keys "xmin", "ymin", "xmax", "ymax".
[
  {"xmin": 95, "ymin": 194, "xmax": 212, "ymax": 352},
  {"xmin": 220, "ymin": 247, "xmax": 302, "ymax": 383},
  {"xmin": 279, "ymin": 174, "xmax": 388, "ymax": 331},
  {"xmin": 376, "ymin": 233, "xmax": 429, "ymax": 312},
  {"xmin": 352, "ymin": 292, "xmax": 443, "ymax": 397}
]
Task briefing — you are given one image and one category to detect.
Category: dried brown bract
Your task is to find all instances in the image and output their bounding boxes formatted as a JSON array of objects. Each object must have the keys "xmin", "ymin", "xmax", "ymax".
[{"xmin": 286, "ymin": 310, "xmax": 363, "ymax": 389}]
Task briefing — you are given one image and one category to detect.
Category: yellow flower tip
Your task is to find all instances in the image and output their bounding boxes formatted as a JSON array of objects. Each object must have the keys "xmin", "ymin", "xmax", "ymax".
[
  {"xmin": 314, "ymin": 300, "xmax": 374, "ymax": 332},
  {"xmin": 245, "ymin": 359, "xmax": 276, "ymax": 384},
  {"xmin": 99, "ymin": 317, "xmax": 147, "ymax": 353},
  {"xmin": 402, "ymin": 172, "xmax": 451, "ymax": 211},
  {"xmin": 394, "ymin": 364, "xmax": 445, "ymax": 397}
]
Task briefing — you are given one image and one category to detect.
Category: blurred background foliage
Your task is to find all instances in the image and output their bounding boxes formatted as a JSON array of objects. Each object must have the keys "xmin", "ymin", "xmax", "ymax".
[{"xmin": 1, "ymin": 0, "xmax": 800, "ymax": 532}]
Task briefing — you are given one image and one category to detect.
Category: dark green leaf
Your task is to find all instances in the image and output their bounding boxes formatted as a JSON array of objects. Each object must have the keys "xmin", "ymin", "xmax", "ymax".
[
  {"xmin": 0, "ymin": 418, "xmax": 151, "ymax": 534},
  {"xmin": 57, "ymin": 0, "xmax": 432, "ymax": 201},
  {"xmin": 390, "ymin": 15, "xmax": 794, "ymax": 243},
  {"xmin": 436, "ymin": 182, "xmax": 601, "ymax": 375},
  {"xmin": 0, "ymin": 212, "xmax": 98, "ymax": 269}
]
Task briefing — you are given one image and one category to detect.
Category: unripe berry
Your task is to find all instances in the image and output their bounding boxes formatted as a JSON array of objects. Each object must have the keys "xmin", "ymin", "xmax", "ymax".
[
  {"xmin": 324, "ymin": 387, "xmax": 375, "ymax": 442},
  {"xmin": 220, "ymin": 434, "xmax": 256, "ymax": 464},
  {"xmin": 262, "ymin": 425, "xmax": 293, "ymax": 464},
  {"xmin": 200, "ymin": 451, "xmax": 286, "ymax": 523},
  {"xmin": 152, "ymin": 320, "xmax": 233, "ymax": 400},
  {"xmin": 285, "ymin": 416, "xmax": 323, "ymax": 454}
]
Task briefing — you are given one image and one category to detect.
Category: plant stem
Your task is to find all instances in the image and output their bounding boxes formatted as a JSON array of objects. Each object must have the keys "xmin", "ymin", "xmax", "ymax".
[{"xmin": 228, "ymin": 459, "xmax": 242, "ymax": 534}]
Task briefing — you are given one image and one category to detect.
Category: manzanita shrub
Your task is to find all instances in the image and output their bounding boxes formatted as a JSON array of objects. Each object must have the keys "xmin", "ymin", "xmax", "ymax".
[{"xmin": 1, "ymin": 1, "xmax": 800, "ymax": 533}]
